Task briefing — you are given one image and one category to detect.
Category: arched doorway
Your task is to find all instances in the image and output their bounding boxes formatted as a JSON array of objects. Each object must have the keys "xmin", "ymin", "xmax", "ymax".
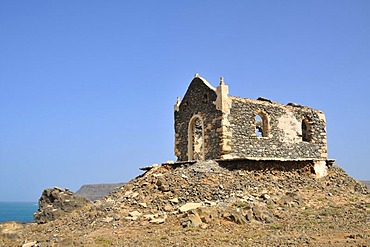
[{"xmin": 187, "ymin": 115, "xmax": 205, "ymax": 160}]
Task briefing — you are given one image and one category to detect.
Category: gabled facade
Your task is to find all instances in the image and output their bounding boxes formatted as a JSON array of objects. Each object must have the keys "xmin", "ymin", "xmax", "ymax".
[{"xmin": 174, "ymin": 74, "xmax": 328, "ymax": 163}]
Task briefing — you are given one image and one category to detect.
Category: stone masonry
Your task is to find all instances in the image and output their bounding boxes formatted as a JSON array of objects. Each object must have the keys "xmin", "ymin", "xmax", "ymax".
[{"xmin": 174, "ymin": 74, "xmax": 330, "ymax": 177}]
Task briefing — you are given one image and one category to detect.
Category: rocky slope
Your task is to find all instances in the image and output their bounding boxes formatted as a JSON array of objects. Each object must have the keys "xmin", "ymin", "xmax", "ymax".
[
  {"xmin": 361, "ymin": 180, "xmax": 370, "ymax": 189},
  {"xmin": 76, "ymin": 183, "xmax": 126, "ymax": 201},
  {"xmin": 0, "ymin": 161, "xmax": 369, "ymax": 246}
]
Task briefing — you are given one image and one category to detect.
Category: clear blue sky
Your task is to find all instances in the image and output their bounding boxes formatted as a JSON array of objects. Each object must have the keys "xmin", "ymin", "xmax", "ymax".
[{"xmin": 1, "ymin": 1, "xmax": 369, "ymax": 202}]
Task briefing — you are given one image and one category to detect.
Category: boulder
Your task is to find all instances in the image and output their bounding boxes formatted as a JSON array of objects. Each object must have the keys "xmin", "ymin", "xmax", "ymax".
[
  {"xmin": 187, "ymin": 213, "xmax": 203, "ymax": 227},
  {"xmin": 252, "ymin": 206, "xmax": 274, "ymax": 223},
  {"xmin": 150, "ymin": 218, "xmax": 165, "ymax": 224},
  {"xmin": 222, "ymin": 210, "xmax": 248, "ymax": 225},
  {"xmin": 34, "ymin": 187, "xmax": 91, "ymax": 224},
  {"xmin": 178, "ymin": 202, "xmax": 203, "ymax": 212}
]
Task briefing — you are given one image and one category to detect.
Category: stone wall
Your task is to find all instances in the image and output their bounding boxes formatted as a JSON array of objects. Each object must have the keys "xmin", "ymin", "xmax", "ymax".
[
  {"xmin": 217, "ymin": 159, "xmax": 316, "ymax": 173},
  {"xmin": 174, "ymin": 75, "xmax": 328, "ymax": 163},
  {"xmin": 225, "ymin": 97, "xmax": 327, "ymax": 160},
  {"xmin": 174, "ymin": 77, "xmax": 223, "ymax": 161}
]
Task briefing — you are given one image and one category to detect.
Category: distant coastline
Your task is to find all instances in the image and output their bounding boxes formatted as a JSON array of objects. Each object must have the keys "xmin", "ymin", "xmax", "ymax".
[{"xmin": 76, "ymin": 183, "xmax": 125, "ymax": 201}]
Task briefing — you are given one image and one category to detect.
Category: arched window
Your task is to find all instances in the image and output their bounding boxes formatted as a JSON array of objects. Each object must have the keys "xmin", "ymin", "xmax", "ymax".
[
  {"xmin": 255, "ymin": 112, "xmax": 269, "ymax": 138},
  {"xmin": 255, "ymin": 115, "xmax": 263, "ymax": 137},
  {"xmin": 302, "ymin": 118, "xmax": 312, "ymax": 142},
  {"xmin": 187, "ymin": 115, "xmax": 205, "ymax": 160}
]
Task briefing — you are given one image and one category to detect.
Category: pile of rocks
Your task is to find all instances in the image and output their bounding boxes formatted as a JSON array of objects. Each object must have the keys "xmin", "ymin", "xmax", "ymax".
[
  {"xmin": 33, "ymin": 186, "xmax": 91, "ymax": 224},
  {"xmin": 90, "ymin": 160, "xmax": 367, "ymax": 228},
  {"xmin": 15, "ymin": 160, "xmax": 367, "ymax": 246}
]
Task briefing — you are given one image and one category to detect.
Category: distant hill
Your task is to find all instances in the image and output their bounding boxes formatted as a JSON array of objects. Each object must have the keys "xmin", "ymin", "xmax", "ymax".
[
  {"xmin": 360, "ymin": 181, "xmax": 370, "ymax": 188},
  {"xmin": 75, "ymin": 183, "xmax": 125, "ymax": 201}
]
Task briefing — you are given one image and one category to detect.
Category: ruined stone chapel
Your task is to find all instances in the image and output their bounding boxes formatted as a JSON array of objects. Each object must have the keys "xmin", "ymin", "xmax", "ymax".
[{"xmin": 174, "ymin": 74, "xmax": 331, "ymax": 177}]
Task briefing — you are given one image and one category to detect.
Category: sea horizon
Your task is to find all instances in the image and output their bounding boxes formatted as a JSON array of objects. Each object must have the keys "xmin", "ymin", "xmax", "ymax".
[{"xmin": 0, "ymin": 201, "xmax": 38, "ymax": 223}]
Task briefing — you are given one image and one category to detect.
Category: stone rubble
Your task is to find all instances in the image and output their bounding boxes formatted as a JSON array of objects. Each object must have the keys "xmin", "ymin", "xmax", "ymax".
[
  {"xmin": 92, "ymin": 160, "xmax": 368, "ymax": 230},
  {"xmin": 0, "ymin": 160, "xmax": 369, "ymax": 246}
]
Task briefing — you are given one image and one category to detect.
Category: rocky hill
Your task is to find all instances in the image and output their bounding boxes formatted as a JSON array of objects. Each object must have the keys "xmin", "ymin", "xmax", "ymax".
[
  {"xmin": 33, "ymin": 186, "xmax": 91, "ymax": 224},
  {"xmin": 76, "ymin": 183, "xmax": 126, "ymax": 201},
  {"xmin": 0, "ymin": 161, "xmax": 369, "ymax": 246},
  {"xmin": 361, "ymin": 180, "xmax": 370, "ymax": 189}
]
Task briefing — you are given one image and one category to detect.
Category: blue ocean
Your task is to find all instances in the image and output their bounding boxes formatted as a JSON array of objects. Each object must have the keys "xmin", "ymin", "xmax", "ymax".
[{"xmin": 0, "ymin": 202, "xmax": 38, "ymax": 223}]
